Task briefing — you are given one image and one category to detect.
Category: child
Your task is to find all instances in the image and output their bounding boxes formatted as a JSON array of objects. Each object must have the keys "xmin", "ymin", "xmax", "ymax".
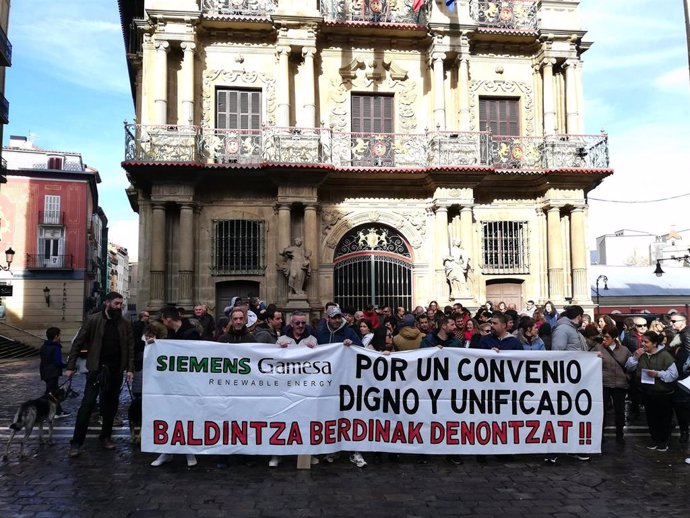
[{"xmin": 39, "ymin": 327, "xmax": 70, "ymax": 418}]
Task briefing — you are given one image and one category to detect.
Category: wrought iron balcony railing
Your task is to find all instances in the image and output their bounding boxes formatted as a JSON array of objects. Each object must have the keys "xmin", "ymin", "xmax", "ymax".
[
  {"xmin": 26, "ymin": 255, "xmax": 74, "ymax": 270},
  {"xmin": 0, "ymin": 92, "xmax": 8, "ymax": 124},
  {"xmin": 469, "ymin": 0, "xmax": 538, "ymax": 31},
  {"xmin": 201, "ymin": 0, "xmax": 276, "ymax": 18},
  {"xmin": 0, "ymin": 24, "xmax": 11, "ymax": 66},
  {"xmin": 321, "ymin": 0, "xmax": 428, "ymax": 25},
  {"xmin": 124, "ymin": 124, "xmax": 610, "ymax": 170},
  {"xmin": 39, "ymin": 211, "xmax": 65, "ymax": 226}
]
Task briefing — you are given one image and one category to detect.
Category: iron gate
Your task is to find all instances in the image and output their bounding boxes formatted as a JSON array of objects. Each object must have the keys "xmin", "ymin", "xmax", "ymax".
[{"xmin": 333, "ymin": 225, "xmax": 413, "ymax": 310}]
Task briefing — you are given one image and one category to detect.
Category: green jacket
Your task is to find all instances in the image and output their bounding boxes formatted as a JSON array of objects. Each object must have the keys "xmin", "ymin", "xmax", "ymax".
[{"xmin": 636, "ymin": 349, "xmax": 676, "ymax": 395}]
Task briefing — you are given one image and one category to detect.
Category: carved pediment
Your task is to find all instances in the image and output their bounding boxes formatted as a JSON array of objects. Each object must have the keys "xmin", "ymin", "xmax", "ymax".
[
  {"xmin": 383, "ymin": 59, "xmax": 408, "ymax": 81},
  {"xmin": 339, "ymin": 57, "xmax": 366, "ymax": 79}
]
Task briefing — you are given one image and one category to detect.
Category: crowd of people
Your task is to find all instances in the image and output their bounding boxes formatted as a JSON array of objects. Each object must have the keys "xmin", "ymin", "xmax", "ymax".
[{"xmin": 41, "ymin": 292, "xmax": 690, "ymax": 469}]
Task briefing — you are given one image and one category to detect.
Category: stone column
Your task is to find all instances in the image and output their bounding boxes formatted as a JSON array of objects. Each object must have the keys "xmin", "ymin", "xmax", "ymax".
[
  {"xmin": 140, "ymin": 35, "xmax": 155, "ymax": 125},
  {"xmin": 457, "ymin": 55, "xmax": 470, "ymax": 131},
  {"xmin": 459, "ymin": 206, "xmax": 474, "ymax": 262},
  {"xmin": 546, "ymin": 206, "xmax": 564, "ymax": 302},
  {"xmin": 434, "ymin": 204, "xmax": 450, "ymax": 296},
  {"xmin": 432, "ymin": 52, "xmax": 447, "ymax": 129},
  {"xmin": 178, "ymin": 203, "xmax": 195, "ymax": 307},
  {"xmin": 154, "ymin": 40, "xmax": 170, "ymax": 126},
  {"xmin": 149, "ymin": 203, "xmax": 167, "ymax": 307},
  {"xmin": 277, "ymin": 204, "xmax": 292, "ymax": 255},
  {"xmin": 301, "ymin": 46, "xmax": 317, "ymax": 128},
  {"xmin": 304, "ymin": 203, "xmax": 319, "ymax": 302},
  {"xmin": 569, "ymin": 206, "xmax": 589, "ymax": 304},
  {"xmin": 542, "ymin": 58, "xmax": 556, "ymax": 136},
  {"xmin": 276, "ymin": 46, "xmax": 291, "ymax": 127},
  {"xmin": 564, "ymin": 59, "xmax": 580, "ymax": 134},
  {"xmin": 179, "ymin": 42, "xmax": 196, "ymax": 126}
]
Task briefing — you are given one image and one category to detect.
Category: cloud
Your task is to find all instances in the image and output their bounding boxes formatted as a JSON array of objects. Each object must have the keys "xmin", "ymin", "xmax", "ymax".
[
  {"xmin": 107, "ymin": 219, "xmax": 139, "ymax": 262},
  {"xmin": 654, "ymin": 66, "xmax": 690, "ymax": 93}
]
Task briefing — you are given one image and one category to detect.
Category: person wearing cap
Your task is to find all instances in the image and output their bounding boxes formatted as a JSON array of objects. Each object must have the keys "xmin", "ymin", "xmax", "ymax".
[
  {"xmin": 393, "ymin": 313, "xmax": 424, "ymax": 351},
  {"xmin": 551, "ymin": 305, "xmax": 588, "ymax": 352},
  {"xmin": 316, "ymin": 306, "xmax": 362, "ymax": 346},
  {"xmin": 217, "ymin": 308, "xmax": 257, "ymax": 343}
]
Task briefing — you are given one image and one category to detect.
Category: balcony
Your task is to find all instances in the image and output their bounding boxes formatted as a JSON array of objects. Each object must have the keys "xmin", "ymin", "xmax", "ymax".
[
  {"xmin": 321, "ymin": 0, "xmax": 428, "ymax": 26},
  {"xmin": 0, "ymin": 24, "xmax": 11, "ymax": 66},
  {"xmin": 124, "ymin": 124, "xmax": 610, "ymax": 171},
  {"xmin": 201, "ymin": 0, "xmax": 276, "ymax": 18},
  {"xmin": 469, "ymin": 0, "xmax": 538, "ymax": 32},
  {"xmin": 39, "ymin": 211, "xmax": 65, "ymax": 226},
  {"xmin": 0, "ymin": 92, "xmax": 8, "ymax": 124},
  {"xmin": 26, "ymin": 255, "xmax": 74, "ymax": 270}
]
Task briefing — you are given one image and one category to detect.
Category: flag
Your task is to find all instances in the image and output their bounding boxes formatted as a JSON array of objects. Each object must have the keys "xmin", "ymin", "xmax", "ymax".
[{"xmin": 413, "ymin": 0, "xmax": 425, "ymax": 12}]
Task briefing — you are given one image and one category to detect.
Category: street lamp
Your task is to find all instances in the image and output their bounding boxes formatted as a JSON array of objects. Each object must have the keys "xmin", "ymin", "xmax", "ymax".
[
  {"xmin": 0, "ymin": 247, "xmax": 15, "ymax": 271},
  {"xmin": 653, "ymin": 248, "xmax": 690, "ymax": 277},
  {"xmin": 595, "ymin": 274, "xmax": 608, "ymax": 316}
]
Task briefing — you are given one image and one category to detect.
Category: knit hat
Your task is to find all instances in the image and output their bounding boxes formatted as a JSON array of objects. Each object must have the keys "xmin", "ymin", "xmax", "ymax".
[{"xmin": 398, "ymin": 314, "xmax": 416, "ymax": 329}]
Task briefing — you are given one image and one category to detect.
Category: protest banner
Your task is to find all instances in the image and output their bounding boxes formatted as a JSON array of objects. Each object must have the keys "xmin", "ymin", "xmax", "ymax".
[{"xmin": 142, "ymin": 340, "xmax": 602, "ymax": 455}]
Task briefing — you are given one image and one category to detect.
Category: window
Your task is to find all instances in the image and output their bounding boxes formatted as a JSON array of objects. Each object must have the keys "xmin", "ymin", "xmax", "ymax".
[
  {"xmin": 43, "ymin": 195, "xmax": 61, "ymax": 225},
  {"xmin": 213, "ymin": 220, "xmax": 265, "ymax": 275},
  {"xmin": 481, "ymin": 221, "xmax": 529, "ymax": 274},
  {"xmin": 215, "ymin": 89, "xmax": 262, "ymax": 162},
  {"xmin": 39, "ymin": 227, "xmax": 65, "ymax": 268},
  {"xmin": 351, "ymin": 94, "xmax": 394, "ymax": 166},
  {"xmin": 479, "ymin": 98, "xmax": 520, "ymax": 136},
  {"xmin": 47, "ymin": 156, "xmax": 64, "ymax": 170}
]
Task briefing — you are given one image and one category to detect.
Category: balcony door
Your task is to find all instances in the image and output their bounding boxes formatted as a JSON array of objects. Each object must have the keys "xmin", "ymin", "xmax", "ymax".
[
  {"xmin": 351, "ymin": 94, "xmax": 394, "ymax": 166},
  {"xmin": 39, "ymin": 227, "xmax": 65, "ymax": 268},
  {"xmin": 216, "ymin": 88, "xmax": 262, "ymax": 163}
]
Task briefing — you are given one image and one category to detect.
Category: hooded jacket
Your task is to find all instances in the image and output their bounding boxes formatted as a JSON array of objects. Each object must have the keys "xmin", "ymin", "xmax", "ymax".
[
  {"xmin": 517, "ymin": 329, "xmax": 545, "ymax": 351},
  {"xmin": 40, "ymin": 339, "xmax": 65, "ymax": 380},
  {"xmin": 393, "ymin": 326, "xmax": 424, "ymax": 351},
  {"xmin": 551, "ymin": 317, "xmax": 587, "ymax": 352},
  {"xmin": 218, "ymin": 326, "xmax": 257, "ymax": 343},
  {"xmin": 316, "ymin": 318, "xmax": 362, "ymax": 346}
]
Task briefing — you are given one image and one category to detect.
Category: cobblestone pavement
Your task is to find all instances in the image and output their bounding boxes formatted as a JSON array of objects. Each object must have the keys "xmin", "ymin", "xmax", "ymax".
[{"xmin": 1, "ymin": 358, "xmax": 689, "ymax": 518}]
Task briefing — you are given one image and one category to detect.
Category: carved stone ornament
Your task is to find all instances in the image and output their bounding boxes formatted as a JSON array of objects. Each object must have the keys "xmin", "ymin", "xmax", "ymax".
[
  {"xmin": 469, "ymin": 80, "xmax": 534, "ymax": 135},
  {"xmin": 202, "ymin": 69, "xmax": 277, "ymax": 128}
]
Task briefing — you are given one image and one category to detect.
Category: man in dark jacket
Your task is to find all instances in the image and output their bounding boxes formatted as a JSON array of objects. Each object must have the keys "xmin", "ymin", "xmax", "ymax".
[
  {"xmin": 254, "ymin": 308, "xmax": 283, "ymax": 344},
  {"xmin": 193, "ymin": 304, "xmax": 215, "ymax": 340},
  {"xmin": 316, "ymin": 306, "xmax": 362, "ymax": 345},
  {"xmin": 479, "ymin": 312, "xmax": 522, "ymax": 351},
  {"xmin": 421, "ymin": 315, "xmax": 462, "ymax": 348},
  {"xmin": 65, "ymin": 292, "xmax": 134, "ymax": 457},
  {"xmin": 161, "ymin": 307, "xmax": 202, "ymax": 340},
  {"xmin": 217, "ymin": 308, "xmax": 257, "ymax": 343}
]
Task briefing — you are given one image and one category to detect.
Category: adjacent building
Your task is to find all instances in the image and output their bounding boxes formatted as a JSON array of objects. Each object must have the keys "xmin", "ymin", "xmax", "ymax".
[
  {"xmin": 0, "ymin": 136, "xmax": 108, "ymax": 336},
  {"xmin": 0, "ymin": 0, "xmax": 12, "ymax": 183},
  {"xmin": 107, "ymin": 242, "xmax": 130, "ymax": 308},
  {"xmin": 118, "ymin": 0, "xmax": 612, "ymax": 318}
]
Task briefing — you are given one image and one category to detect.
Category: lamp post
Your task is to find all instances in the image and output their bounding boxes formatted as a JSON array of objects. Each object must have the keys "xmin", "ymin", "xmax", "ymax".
[
  {"xmin": 0, "ymin": 247, "xmax": 15, "ymax": 271},
  {"xmin": 595, "ymin": 274, "xmax": 608, "ymax": 316},
  {"xmin": 653, "ymin": 248, "xmax": 690, "ymax": 277}
]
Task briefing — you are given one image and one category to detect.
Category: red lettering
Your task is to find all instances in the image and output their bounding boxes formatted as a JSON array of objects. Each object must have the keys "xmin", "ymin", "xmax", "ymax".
[
  {"xmin": 525, "ymin": 420, "xmax": 540, "ymax": 444},
  {"xmin": 171, "ymin": 421, "xmax": 186, "ymax": 445},
  {"xmin": 460, "ymin": 421, "xmax": 475, "ymax": 444},
  {"xmin": 407, "ymin": 422, "xmax": 423, "ymax": 444},
  {"xmin": 492, "ymin": 422, "xmax": 507, "ymax": 445},
  {"xmin": 542, "ymin": 421, "xmax": 556, "ymax": 443},
  {"xmin": 430, "ymin": 421, "xmax": 444, "ymax": 444},
  {"xmin": 558, "ymin": 421, "xmax": 573, "ymax": 442},
  {"xmin": 205, "ymin": 421, "xmax": 220, "ymax": 446},
  {"xmin": 187, "ymin": 421, "xmax": 202, "ymax": 446},
  {"xmin": 286, "ymin": 422, "xmax": 303, "ymax": 445},
  {"xmin": 507, "ymin": 420, "xmax": 523, "ymax": 443},
  {"xmin": 352, "ymin": 419, "xmax": 367, "ymax": 441},
  {"xmin": 250, "ymin": 421, "xmax": 267, "ymax": 445},
  {"xmin": 153, "ymin": 420, "xmax": 168, "ymax": 444},
  {"xmin": 223, "ymin": 421, "xmax": 229, "ymax": 445},
  {"xmin": 391, "ymin": 422, "xmax": 406, "ymax": 443},
  {"xmin": 324, "ymin": 420, "xmax": 336, "ymax": 444},
  {"xmin": 231, "ymin": 421, "xmax": 247, "ymax": 445},
  {"xmin": 476, "ymin": 422, "xmax": 491, "ymax": 445},
  {"xmin": 269, "ymin": 422, "xmax": 286, "ymax": 445},
  {"xmin": 338, "ymin": 418, "xmax": 351, "ymax": 441},
  {"xmin": 310, "ymin": 421, "xmax": 323, "ymax": 445},
  {"xmin": 446, "ymin": 421, "xmax": 459, "ymax": 445}
]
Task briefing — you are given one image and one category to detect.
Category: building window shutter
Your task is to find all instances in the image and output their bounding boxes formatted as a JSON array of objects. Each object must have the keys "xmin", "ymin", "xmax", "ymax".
[
  {"xmin": 216, "ymin": 89, "xmax": 261, "ymax": 130},
  {"xmin": 351, "ymin": 94, "xmax": 394, "ymax": 134},
  {"xmin": 479, "ymin": 98, "xmax": 520, "ymax": 136},
  {"xmin": 44, "ymin": 195, "xmax": 61, "ymax": 225}
]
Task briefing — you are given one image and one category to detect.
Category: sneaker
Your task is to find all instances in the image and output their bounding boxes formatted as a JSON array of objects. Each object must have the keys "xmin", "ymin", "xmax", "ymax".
[
  {"xmin": 151, "ymin": 453, "xmax": 173, "ymax": 467},
  {"xmin": 100, "ymin": 439, "xmax": 116, "ymax": 450},
  {"xmin": 186, "ymin": 454, "xmax": 197, "ymax": 467},
  {"xmin": 55, "ymin": 411, "xmax": 71, "ymax": 419},
  {"xmin": 646, "ymin": 443, "xmax": 658, "ymax": 450},
  {"xmin": 68, "ymin": 445, "xmax": 81, "ymax": 458},
  {"xmin": 685, "ymin": 457, "xmax": 690, "ymax": 465},
  {"xmin": 349, "ymin": 452, "xmax": 367, "ymax": 468},
  {"xmin": 569, "ymin": 454, "xmax": 590, "ymax": 461},
  {"xmin": 656, "ymin": 444, "xmax": 669, "ymax": 452},
  {"xmin": 268, "ymin": 456, "xmax": 281, "ymax": 468},
  {"xmin": 323, "ymin": 454, "xmax": 336, "ymax": 463},
  {"xmin": 311, "ymin": 456, "xmax": 319, "ymax": 466},
  {"xmin": 543, "ymin": 456, "xmax": 557, "ymax": 464}
]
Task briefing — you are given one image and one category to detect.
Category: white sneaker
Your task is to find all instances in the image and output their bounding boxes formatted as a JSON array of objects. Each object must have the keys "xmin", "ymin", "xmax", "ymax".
[
  {"xmin": 311, "ymin": 456, "xmax": 319, "ymax": 465},
  {"xmin": 186, "ymin": 454, "xmax": 197, "ymax": 467},
  {"xmin": 349, "ymin": 452, "xmax": 367, "ymax": 468},
  {"xmin": 685, "ymin": 457, "xmax": 690, "ymax": 465},
  {"xmin": 324, "ymin": 453, "xmax": 336, "ymax": 463},
  {"xmin": 268, "ymin": 456, "xmax": 281, "ymax": 467},
  {"xmin": 151, "ymin": 453, "xmax": 173, "ymax": 467}
]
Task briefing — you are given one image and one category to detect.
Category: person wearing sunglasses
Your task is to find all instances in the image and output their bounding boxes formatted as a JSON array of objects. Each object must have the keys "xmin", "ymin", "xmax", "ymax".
[
  {"xmin": 670, "ymin": 314, "xmax": 690, "ymax": 352},
  {"xmin": 278, "ymin": 311, "xmax": 317, "ymax": 348},
  {"xmin": 623, "ymin": 317, "xmax": 648, "ymax": 420}
]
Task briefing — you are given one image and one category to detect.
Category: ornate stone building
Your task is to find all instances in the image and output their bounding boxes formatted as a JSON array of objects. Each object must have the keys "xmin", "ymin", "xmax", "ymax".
[{"xmin": 118, "ymin": 0, "xmax": 611, "ymax": 317}]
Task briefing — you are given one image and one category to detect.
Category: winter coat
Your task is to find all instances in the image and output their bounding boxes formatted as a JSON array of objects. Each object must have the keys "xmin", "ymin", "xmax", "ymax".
[
  {"xmin": 393, "ymin": 326, "xmax": 424, "ymax": 351},
  {"xmin": 316, "ymin": 319, "xmax": 362, "ymax": 346},
  {"xmin": 40, "ymin": 340, "xmax": 65, "ymax": 380},
  {"xmin": 67, "ymin": 311, "xmax": 134, "ymax": 373},
  {"xmin": 552, "ymin": 318, "xmax": 587, "ymax": 352},
  {"xmin": 591, "ymin": 340, "xmax": 631, "ymax": 389}
]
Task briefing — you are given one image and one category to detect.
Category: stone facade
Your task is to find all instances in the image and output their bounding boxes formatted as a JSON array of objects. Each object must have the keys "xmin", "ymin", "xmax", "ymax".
[{"xmin": 119, "ymin": 0, "xmax": 611, "ymax": 318}]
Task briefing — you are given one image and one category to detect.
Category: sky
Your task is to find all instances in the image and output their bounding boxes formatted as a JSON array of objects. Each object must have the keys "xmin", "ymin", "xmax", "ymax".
[{"xmin": 3, "ymin": 0, "xmax": 690, "ymax": 261}]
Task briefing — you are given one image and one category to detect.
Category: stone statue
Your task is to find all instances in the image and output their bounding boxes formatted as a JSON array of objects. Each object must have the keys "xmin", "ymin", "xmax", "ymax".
[
  {"xmin": 279, "ymin": 238, "xmax": 311, "ymax": 296},
  {"xmin": 444, "ymin": 240, "xmax": 470, "ymax": 299}
]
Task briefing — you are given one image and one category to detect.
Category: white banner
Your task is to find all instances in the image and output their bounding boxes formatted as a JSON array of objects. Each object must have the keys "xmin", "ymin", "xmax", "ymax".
[{"xmin": 142, "ymin": 340, "xmax": 603, "ymax": 455}]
